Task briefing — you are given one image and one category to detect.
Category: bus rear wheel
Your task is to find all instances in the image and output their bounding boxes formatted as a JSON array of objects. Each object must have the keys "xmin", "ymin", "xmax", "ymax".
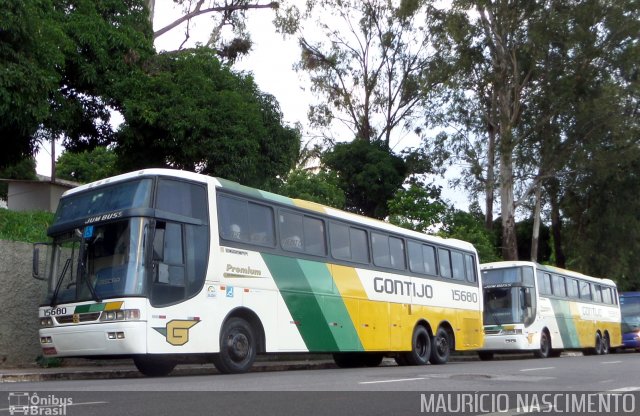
[
  {"xmin": 400, "ymin": 325, "xmax": 431, "ymax": 366},
  {"xmin": 602, "ymin": 333, "xmax": 610, "ymax": 355},
  {"xmin": 430, "ymin": 327, "xmax": 451, "ymax": 365},
  {"xmin": 594, "ymin": 332, "xmax": 604, "ymax": 355},
  {"xmin": 133, "ymin": 355, "xmax": 177, "ymax": 377},
  {"xmin": 213, "ymin": 317, "xmax": 257, "ymax": 374}
]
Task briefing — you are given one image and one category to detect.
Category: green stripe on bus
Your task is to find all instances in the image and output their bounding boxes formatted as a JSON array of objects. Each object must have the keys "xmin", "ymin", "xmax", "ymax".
[
  {"xmin": 217, "ymin": 178, "xmax": 294, "ymax": 205},
  {"xmin": 549, "ymin": 299, "xmax": 581, "ymax": 348},
  {"xmin": 262, "ymin": 254, "xmax": 347, "ymax": 351},
  {"xmin": 298, "ymin": 261, "xmax": 364, "ymax": 351}
]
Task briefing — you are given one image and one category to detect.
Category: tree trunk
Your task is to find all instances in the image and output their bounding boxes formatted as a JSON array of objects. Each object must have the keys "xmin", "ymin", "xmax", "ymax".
[
  {"xmin": 530, "ymin": 180, "xmax": 542, "ymax": 262},
  {"xmin": 548, "ymin": 179, "xmax": 566, "ymax": 268},
  {"xmin": 499, "ymin": 150, "xmax": 518, "ymax": 260},
  {"xmin": 485, "ymin": 124, "xmax": 496, "ymax": 230},
  {"xmin": 145, "ymin": 0, "xmax": 155, "ymax": 25}
]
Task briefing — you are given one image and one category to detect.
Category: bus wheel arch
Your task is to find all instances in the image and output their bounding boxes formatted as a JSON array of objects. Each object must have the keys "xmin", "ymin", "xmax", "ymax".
[{"xmin": 430, "ymin": 322, "xmax": 454, "ymax": 365}]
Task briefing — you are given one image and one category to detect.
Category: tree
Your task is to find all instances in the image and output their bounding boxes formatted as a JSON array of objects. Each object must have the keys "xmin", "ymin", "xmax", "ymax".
[
  {"xmin": 278, "ymin": 169, "xmax": 345, "ymax": 209},
  {"xmin": 115, "ymin": 48, "xmax": 300, "ymax": 190},
  {"xmin": 0, "ymin": 0, "xmax": 65, "ymax": 169},
  {"xmin": 56, "ymin": 147, "xmax": 119, "ymax": 183},
  {"xmin": 294, "ymin": 0, "xmax": 438, "ymax": 146},
  {"xmin": 148, "ymin": 0, "xmax": 279, "ymax": 63},
  {"xmin": 322, "ymin": 139, "xmax": 406, "ymax": 219},
  {"xmin": 439, "ymin": 205, "xmax": 501, "ymax": 264},
  {"xmin": 0, "ymin": 0, "xmax": 154, "ymax": 170},
  {"xmin": 388, "ymin": 182, "xmax": 447, "ymax": 234}
]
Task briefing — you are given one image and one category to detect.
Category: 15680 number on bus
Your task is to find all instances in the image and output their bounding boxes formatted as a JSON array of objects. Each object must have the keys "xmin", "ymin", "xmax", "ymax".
[{"xmin": 451, "ymin": 289, "xmax": 478, "ymax": 303}]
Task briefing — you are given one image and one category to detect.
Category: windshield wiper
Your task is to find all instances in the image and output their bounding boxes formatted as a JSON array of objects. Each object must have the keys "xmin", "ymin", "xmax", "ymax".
[
  {"xmin": 78, "ymin": 248, "xmax": 102, "ymax": 303},
  {"xmin": 50, "ymin": 258, "xmax": 72, "ymax": 307}
]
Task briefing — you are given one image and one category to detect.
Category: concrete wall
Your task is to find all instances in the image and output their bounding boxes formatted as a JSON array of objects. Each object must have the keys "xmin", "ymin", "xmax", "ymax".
[{"xmin": 0, "ymin": 240, "xmax": 47, "ymax": 367}]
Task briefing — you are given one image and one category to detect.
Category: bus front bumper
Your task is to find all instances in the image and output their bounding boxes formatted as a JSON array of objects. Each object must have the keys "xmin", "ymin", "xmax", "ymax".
[
  {"xmin": 480, "ymin": 333, "xmax": 537, "ymax": 351},
  {"xmin": 39, "ymin": 321, "xmax": 147, "ymax": 357}
]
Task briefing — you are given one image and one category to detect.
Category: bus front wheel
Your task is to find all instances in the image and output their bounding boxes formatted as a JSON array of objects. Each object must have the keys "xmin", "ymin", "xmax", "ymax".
[
  {"xmin": 534, "ymin": 331, "xmax": 551, "ymax": 358},
  {"xmin": 401, "ymin": 325, "xmax": 431, "ymax": 365},
  {"xmin": 133, "ymin": 355, "xmax": 177, "ymax": 377},
  {"xmin": 213, "ymin": 317, "xmax": 257, "ymax": 374}
]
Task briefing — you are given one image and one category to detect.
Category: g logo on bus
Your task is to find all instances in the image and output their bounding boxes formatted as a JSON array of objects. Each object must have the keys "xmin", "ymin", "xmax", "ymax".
[
  {"xmin": 153, "ymin": 319, "xmax": 200, "ymax": 346},
  {"xmin": 73, "ymin": 314, "xmax": 80, "ymax": 324}
]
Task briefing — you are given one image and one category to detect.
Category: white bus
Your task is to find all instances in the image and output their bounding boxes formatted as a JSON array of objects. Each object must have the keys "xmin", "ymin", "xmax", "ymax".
[
  {"xmin": 34, "ymin": 169, "xmax": 483, "ymax": 376},
  {"xmin": 478, "ymin": 261, "xmax": 621, "ymax": 360}
]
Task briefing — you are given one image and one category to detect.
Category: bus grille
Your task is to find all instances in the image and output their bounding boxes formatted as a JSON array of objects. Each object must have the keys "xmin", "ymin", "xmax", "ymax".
[
  {"xmin": 484, "ymin": 329, "xmax": 501, "ymax": 335},
  {"xmin": 56, "ymin": 313, "xmax": 101, "ymax": 324}
]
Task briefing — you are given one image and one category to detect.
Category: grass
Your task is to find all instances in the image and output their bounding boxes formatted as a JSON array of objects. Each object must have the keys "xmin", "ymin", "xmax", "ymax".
[{"xmin": 0, "ymin": 208, "xmax": 54, "ymax": 243}]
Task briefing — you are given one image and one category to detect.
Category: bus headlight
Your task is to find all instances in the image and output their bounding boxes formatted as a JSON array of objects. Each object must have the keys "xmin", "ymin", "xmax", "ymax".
[
  {"xmin": 99, "ymin": 309, "xmax": 140, "ymax": 322},
  {"xmin": 40, "ymin": 318, "xmax": 53, "ymax": 327}
]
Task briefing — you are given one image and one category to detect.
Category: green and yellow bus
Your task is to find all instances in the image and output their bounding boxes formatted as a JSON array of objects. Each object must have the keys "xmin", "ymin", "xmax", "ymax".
[
  {"xmin": 34, "ymin": 169, "xmax": 483, "ymax": 376},
  {"xmin": 478, "ymin": 261, "xmax": 621, "ymax": 360}
]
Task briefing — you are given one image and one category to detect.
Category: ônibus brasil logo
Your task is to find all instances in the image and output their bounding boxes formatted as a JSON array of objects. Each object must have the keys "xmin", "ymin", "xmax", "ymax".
[{"xmin": 8, "ymin": 392, "xmax": 71, "ymax": 415}]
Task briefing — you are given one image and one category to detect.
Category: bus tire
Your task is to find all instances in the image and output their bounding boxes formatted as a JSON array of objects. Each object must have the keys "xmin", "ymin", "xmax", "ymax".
[
  {"xmin": 478, "ymin": 352, "xmax": 494, "ymax": 361},
  {"xmin": 430, "ymin": 327, "xmax": 451, "ymax": 365},
  {"xmin": 401, "ymin": 325, "xmax": 431, "ymax": 366},
  {"xmin": 133, "ymin": 355, "xmax": 177, "ymax": 377},
  {"xmin": 594, "ymin": 332, "xmax": 604, "ymax": 355},
  {"xmin": 213, "ymin": 317, "xmax": 257, "ymax": 374},
  {"xmin": 602, "ymin": 333, "xmax": 610, "ymax": 355},
  {"xmin": 534, "ymin": 330, "xmax": 551, "ymax": 358}
]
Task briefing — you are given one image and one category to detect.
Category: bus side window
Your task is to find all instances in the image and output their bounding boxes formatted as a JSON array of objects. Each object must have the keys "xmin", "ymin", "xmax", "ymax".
[{"xmin": 438, "ymin": 248, "xmax": 452, "ymax": 279}]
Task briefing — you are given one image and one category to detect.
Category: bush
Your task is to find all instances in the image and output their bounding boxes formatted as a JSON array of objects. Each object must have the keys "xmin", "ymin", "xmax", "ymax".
[{"xmin": 0, "ymin": 209, "xmax": 53, "ymax": 242}]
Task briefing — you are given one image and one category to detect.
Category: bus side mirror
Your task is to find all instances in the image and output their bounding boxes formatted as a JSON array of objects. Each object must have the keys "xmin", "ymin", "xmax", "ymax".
[
  {"xmin": 524, "ymin": 291, "xmax": 533, "ymax": 307},
  {"xmin": 33, "ymin": 243, "xmax": 45, "ymax": 280}
]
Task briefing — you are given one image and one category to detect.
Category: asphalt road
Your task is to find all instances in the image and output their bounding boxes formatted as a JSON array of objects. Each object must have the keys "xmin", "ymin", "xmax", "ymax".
[{"xmin": 1, "ymin": 352, "xmax": 639, "ymax": 415}]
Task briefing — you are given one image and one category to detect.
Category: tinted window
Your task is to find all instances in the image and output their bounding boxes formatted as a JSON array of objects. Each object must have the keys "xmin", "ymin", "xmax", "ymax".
[
  {"xmin": 438, "ymin": 249, "xmax": 452, "ymax": 278},
  {"xmin": 408, "ymin": 241, "xmax": 424, "ymax": 274},
  {"xmin": 567, "ymin": 278, "xmax": 579, "ymax": 298},
  {"xmin": 593, "ymin": 285, "xmax": 603, "ymax": 303},
  {"xmin": 389, "ymin": 237, "xmax": 406, "ymax": 270},
  {"xmin": 579, "ymin": 281, "xmax": 592, "ymax": 300},
  {"xmin": 350, "ymin": 227, "xmax": 369, "ymax": 263},
  {"xmin": 537, "ymin": 272, "xmax": 552, "ymax": 295},
  {"xmin": 465, "ymin": 254, "xmax": 477, "ymax": 283},
  {"xmin": 304, "ymin": 216, "xmax": 326, "ymax": 256},
  {"xmin": 552, "ymin": 275, "xmax": 567, "ymax": 297},
  {"xmin": 372, "ymin": 232, "xmax": 391, "ymax": 268},
  {"xmin": 248, "ymin": 203, "xmax": 275, "ymax": 247},
  {"xmin": 602, "ymin": 287, "xmax": 613, "ymax": 304},
  {"xmin": 451, "ymin": 251, "xmax": 465, "ymax": 280},
  {"xmin": 280, "ymin": 211, "xmax": 304, "ymax": 252},
  {"xmin": 423, "ymin": 245, "xmax": 437, "ymax": 275},
  {"xmin": 330, "ymin": 222, "xmax": 351, "ymax": 259},
  {"xmin": 156, "ymin": 179, "xmax": 207, "ymax": 221},
  {"xmin": 218, "ymin": 195, "xmax": 275, "ymax": 247}
]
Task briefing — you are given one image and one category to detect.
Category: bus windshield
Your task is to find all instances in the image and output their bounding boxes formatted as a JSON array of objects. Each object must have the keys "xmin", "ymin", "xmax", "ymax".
[
  {"xmin": 482, "ymin": 266, "xmax": 535, "ymax": 287},
  {"xmin": 620, "ymin": 295, "xmax": 640, "ymax": 333},
  {"xmin": 483, "ymin": 286, "xmax": 535, "ymax": 326},
  {"xmin": 40, "ymin": 218, "xmax": 150, "ymax": 304}
]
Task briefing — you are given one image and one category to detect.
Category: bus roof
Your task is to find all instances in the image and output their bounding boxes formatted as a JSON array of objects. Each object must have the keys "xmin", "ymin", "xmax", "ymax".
[
  {"xmin": 481, "ymin": 261, "xmax": 617, "ymax": 287},
  {"xmin": 61, "ymin": 168, "xmax": 477, "ymax": 254}
]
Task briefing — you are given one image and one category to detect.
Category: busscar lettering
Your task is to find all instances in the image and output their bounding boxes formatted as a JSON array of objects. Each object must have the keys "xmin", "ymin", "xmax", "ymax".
[
  {"xmin": 373, "ymin": 277, "xmax": 433, "ymax": 298},
  {"xmin": 84, "ymin": 211, "xmax": 123, "ymax": 225}
]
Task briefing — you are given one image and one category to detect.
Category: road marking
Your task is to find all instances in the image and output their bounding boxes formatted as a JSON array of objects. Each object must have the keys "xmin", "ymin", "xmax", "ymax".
[
  {"xmin": 359, "ymin": 377, "xmax": 425, "ymax": 384},
  {"xmin": 519, "ymin": 366, "xmax": 555, "ymax": 372},
  {"xmin": 601, "ymin": 361, "xmax": 622, "ymax": 364},
  {"xmin": 609, "ymin": 387, "xmax": 640, "ymax": 392}
]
